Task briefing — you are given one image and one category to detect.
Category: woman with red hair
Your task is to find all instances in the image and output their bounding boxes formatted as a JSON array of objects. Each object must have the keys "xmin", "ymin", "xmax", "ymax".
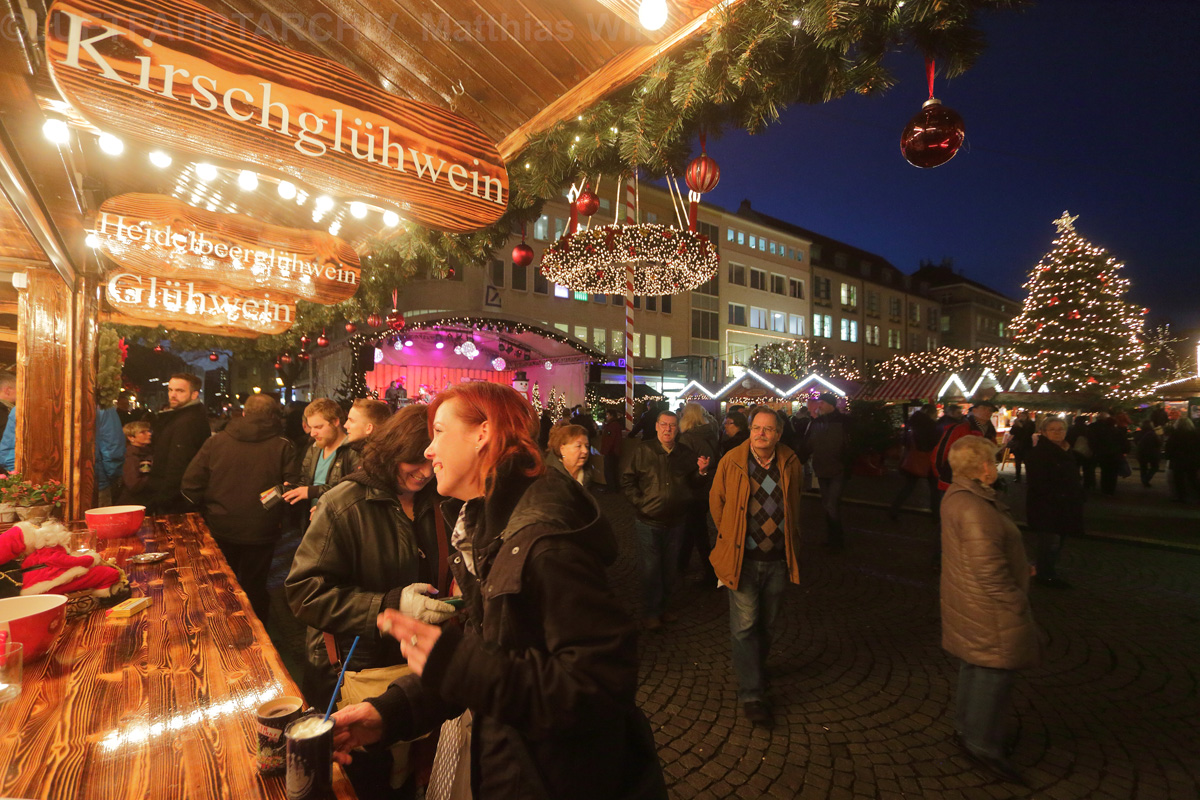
[{"xmin": 331, "ymin": 381, "xmax": 665, "ymax": 799}]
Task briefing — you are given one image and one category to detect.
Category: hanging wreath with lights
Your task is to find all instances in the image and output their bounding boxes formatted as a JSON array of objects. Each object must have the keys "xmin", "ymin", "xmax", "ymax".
[{"xmin": 539, "ymin": 223, "xmax": 717, "ymax": 296}]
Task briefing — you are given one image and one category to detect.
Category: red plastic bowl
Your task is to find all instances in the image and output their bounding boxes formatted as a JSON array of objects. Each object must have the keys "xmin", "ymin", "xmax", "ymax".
[
  {"xmin": 0, "ymin": 594, "xmax": 68, "ymax": 661},
  {"xmin": 85, "ymin": 505, "xmax": 146, "ymax": 539}
]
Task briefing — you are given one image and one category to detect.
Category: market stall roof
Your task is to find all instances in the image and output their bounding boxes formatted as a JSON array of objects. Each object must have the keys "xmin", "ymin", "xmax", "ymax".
[
  {"xmin": 673, "ymin": 370, "xmax": 858, "ymax": 403},
  {"xmin": 988, "ymin": 391, "xmax": 1110, "ymax": 412},
  {"xmin": 855, "ymin": 373, "xmax": 960, "ymax": 403},
  {"xmin": 1153, "ymin": 376, "xmax": 1200, "ymax": 400}
]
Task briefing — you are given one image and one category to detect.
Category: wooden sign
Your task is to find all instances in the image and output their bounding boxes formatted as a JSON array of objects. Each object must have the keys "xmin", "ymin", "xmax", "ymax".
[
  {"xmin": 47, "ymin": 0, "xmax": 509, "ymax": 233},
  {"xmin": 96, "ymin": 194, "xmax": 359, "ymax": 305},
  {"xmin": 105, "ymin": 271, "xmax": 296, "ymax": 336}
]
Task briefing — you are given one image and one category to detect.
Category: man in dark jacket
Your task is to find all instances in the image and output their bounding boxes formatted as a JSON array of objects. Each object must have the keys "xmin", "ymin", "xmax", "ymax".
[
  {"xmin": 181, "ymin": 394, "xmax": 299, "ymax": 622},
  {"xmin": 806, "ymin": 392, "xmax": 851, "ymax": 550},
  {"xmin": 283, "ymin": 398, "xmax": 361, "ymax": 525},
  {"xmin": 621, "ymin": 410, "xmax": 710, "ymax": 629},
  {"xmin": 1087, "ymin": 411, "xmax": 1128, "ymax": 496},
  {"xmin": 148, "ymin": 373, "xmax": 211, "ymax": 513}
]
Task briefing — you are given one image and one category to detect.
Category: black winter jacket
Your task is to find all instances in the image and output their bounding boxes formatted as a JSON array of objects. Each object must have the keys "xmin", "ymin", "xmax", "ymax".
[
  {"xmin": 149, "ymin": 401, "xmax": 211, "ymax": 513},
  {"xmin": 298, "ymin": 438, "xmax": 361, "ymax": 501},
  {"xmin": 620, "ymin": 439, "xmax": 703, "ymax": 525},
  {"xmin": 1023, "ymin": 438, "xmax": 1084, "ymax": 536},
  {"xmin": 285, "ymin": 474, "xmax": 446, "ymax": 683},
  {"xmin": 367, "ymin": 465, "xmax": 666, "ymax": 800},
  {"xmin": 180, "ymin": 415, "xmax": 299, "ymax": 544}
]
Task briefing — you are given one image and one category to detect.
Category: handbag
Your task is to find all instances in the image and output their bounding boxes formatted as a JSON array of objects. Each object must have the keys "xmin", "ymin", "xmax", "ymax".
[{"xmin": 1117, "ymin": 457, "xmax": 1132, "ymax": 478}]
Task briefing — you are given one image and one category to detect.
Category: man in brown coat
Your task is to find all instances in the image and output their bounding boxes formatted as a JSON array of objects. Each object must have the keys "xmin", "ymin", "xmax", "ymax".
[
  {"xmin": 941, "ymin": 435, "xmax": 1039, "ymax": 784},
  {"xmin": 709, "ymin": 407, "xmax": 803, "ymax": 728}
]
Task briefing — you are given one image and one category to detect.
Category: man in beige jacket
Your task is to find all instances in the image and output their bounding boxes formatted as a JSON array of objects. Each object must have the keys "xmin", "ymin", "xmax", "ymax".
[{"xmin": 709, "ymin": 407, "xmax": 803, "ymax": 728}]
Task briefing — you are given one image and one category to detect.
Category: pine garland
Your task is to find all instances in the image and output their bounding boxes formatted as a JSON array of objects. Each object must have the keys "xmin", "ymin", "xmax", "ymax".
[{"xmin": 115, "ymin": 0, "xmax": 1024, "ymax": 358}]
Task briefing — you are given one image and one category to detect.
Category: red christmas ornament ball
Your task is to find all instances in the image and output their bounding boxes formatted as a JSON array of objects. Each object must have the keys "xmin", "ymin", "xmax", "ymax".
[
  {"xmin": 299, "ymin": 334, "xmax": 311, "ymax": 348},
  {"xmin": 317, "ymin": 333, "xmax": 329, "ymax": 348},
  {"xmin": 274, "ymin": 360, "xmax": 281, "ymax": 370},
  {"xmin": 900, "ymin": 98, "xmax": 965, "ymax": 169},
  {"xmin": 686, "ymin": 153, "xmax": 721, "ymax": 194},
  {"xmin": 280, "ymin": 353, "xmax": 292, "ymax": 365},
  {"xmin": 386, "ymin": 309, "xmax": 405, "ymax": 330},
  {"xmin": 298, "ymin": 352, "xmax": 310, "ymax": 362},
  {"xmin": 367, "ymin": 313, "xmax": 383, "ymax": 328},
  {"xmin": 208, "ymin": 351, "xmax": 218, "ymax": 362},
  {"xmin": 512, "ymin": 242, "xmax": 534, "ymax": 268},
  {"xmin": 344, "ymin": 322, "xmax": 357, "ymax": 334},
  {"xmin": 574, "ymin": 190, "xmax": 600, "ymax": 216}
]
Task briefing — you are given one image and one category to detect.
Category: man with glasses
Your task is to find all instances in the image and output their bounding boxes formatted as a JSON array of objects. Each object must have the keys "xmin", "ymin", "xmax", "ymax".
[
  {"xmin": 621, "ymin": 410, "xmax": 711, "ymax": 630},
  {"xmin": 709, "ymin": 407, "xmax": 804, "ymax": 727}
]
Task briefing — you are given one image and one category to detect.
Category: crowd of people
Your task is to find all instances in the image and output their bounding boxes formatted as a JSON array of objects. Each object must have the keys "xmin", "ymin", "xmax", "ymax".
[{"xmin": 6, "ymin": 367, "xmax": 1199, "ymax": 795}]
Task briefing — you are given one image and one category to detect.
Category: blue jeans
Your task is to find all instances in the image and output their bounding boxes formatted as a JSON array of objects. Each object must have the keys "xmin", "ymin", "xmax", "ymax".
[
  {"xmin": 956, "ymin": 661, "xmax": 1016, "ymax": 759},
  {"xmin": 635, "ymin": 519, "xmax": 684, "ymax": 619},
  {"xmin": 728, "ymin": 559, "xmax": 788, "ymax": 704}
]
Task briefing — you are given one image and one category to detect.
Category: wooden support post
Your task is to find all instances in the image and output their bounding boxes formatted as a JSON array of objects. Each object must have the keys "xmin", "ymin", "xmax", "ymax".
[
  {"xmin": 15, "ymin": 270, "xmax": 71, "ymax": 485},
  {"xmin": 14, "ymin": 268, "xmax": 98, "ymax": 518},
  {"xmin": 71, "ymin": 274, "xmax": 99, "ymax": 517}
]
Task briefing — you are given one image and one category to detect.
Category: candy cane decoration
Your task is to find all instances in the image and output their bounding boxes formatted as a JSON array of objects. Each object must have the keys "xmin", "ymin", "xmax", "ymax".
[{"xmin": 624, "ymin": 173, "xmax": 637, "ymax": 431}]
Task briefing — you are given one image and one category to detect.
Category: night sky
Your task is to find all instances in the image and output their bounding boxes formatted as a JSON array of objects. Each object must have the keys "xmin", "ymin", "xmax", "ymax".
[{"xmin": 699, "ymin": 1, "xmax": 1200, "ymax": 331}]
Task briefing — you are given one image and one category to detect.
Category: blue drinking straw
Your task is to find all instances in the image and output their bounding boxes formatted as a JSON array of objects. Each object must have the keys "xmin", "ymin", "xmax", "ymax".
[{"xmin": 323, "ymin": 635, "xmax": 360, "ymax": 724}]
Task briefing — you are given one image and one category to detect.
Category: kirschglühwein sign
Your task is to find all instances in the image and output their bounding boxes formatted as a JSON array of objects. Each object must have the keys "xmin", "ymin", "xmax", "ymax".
[
  {"xmin": 46, "ymin": 0, "xmax": 509, "ymax": 233},
  {"xmin": 96, "ymin": 194, "xmax": 360, "ymax": 305}
]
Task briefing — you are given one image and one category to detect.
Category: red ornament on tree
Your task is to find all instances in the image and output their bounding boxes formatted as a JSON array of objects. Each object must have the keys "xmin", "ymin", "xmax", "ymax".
[
  {"xmin": 280, "ymin": 353, "xmax": 292, "ymax": 365},
  {"xmin": 386, "ymin": 291, "xmax": 405, "ymax": 331},
  {"xmin": 512, "ymin": 242, "xmax": 534, "ymax": 268},
  {"xmin": 685, "ymin": 136, "xmax": 721, "ymax": 231},
  {"xmin": 901, "ymin": 99, "xmax": 965, "ymax": 168},
  {"xmin": 299, "ymin": 334, "xmax": 311, "ymax": 348},
  {"xmin": 317, "ymin": 330, "xmax": 329, "ymax": 348},
  {"xmin": 208, "ymin": 351, "xmax": 218, "ymax": 362},
  {"xmin": 344, "ymin": 322, "xmax": 357, "ymax": 334},
  {"xmin": 367, "ymin": 313, "xmax": 383, "ymax": 328},
  {"xmin": 153, "ymin": 344, "xmax": 164, "ymax": 353},
  {"xmin": 900, "ymin": 59, "xmax": 964, "ymax": 169},
  {"xmin": 574, "ymin": 189, "xmax": 599, "ymax": 217},
  {"xmin": 298, "ymin": 352, "xmax": 310, "ymax": 362},
  {"xmin": 274, "ymin": 360, "xmax": 281, "ymax": 370}
]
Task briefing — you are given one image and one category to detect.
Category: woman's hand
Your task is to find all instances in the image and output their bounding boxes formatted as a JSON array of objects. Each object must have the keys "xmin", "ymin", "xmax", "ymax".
[
  {"xmin": 330, "ymin": 702, "xmax": 384, "ymax": 765},
  {"xmin": 377, "ymin": 610, "xmax": 443, "ymax": 676}
]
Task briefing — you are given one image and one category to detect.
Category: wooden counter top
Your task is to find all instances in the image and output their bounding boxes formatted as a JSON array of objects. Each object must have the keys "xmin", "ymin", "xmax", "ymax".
[{"xmin": 0, "ymin": 514, "xmax": 356, "ymax": 799}]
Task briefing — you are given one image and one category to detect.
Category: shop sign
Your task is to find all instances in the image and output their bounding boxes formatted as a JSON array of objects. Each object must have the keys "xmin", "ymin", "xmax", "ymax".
[
  {"xmin": 46, "ymin": 0, "xmax": 508, "ymax": 233},
  {"xmin": 96, "ymin": 194, "xmax": 359, "ymax": 305},
  {"xmin": 105, "ymin": 272, "xmax": 295, "ymax": 336}
]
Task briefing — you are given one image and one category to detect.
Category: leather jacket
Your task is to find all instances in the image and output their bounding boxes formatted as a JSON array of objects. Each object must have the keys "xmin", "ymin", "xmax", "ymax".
[
  {"xmin": 285, "ymin": 473, "xmax": 446, "ymax": 683},
  {"xmin": 298, "ymin": 438, "xmax": 361, "ymax": 501},
  {"xmin": 620, "ymin": 438, "xmax": 703, "ymax": 525}
]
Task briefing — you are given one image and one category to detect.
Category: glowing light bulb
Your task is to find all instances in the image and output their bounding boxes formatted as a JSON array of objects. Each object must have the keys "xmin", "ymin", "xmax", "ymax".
[
  {"xmin": 42, "ymin": 119, "xmax": 70, "ymax": 144},
  {"xmin": 638, "ymin": 0, "xmax": 668, "ymax": 30},
  {"xmin": 98, "ymin": 133, "xmax": 124, "ymax": 155},
  {"xmin": 85, "ymin": 233, "xmax": 100, "ymax": 248},
  {"xmin": 278, "ymin": 181, "xmax": 297, "ymax": 199},
  {"xmin": 237, "ymin": 170, "xmax": 259, "ymax": 190},
  {"xmin": 196, "ymin": 163, "xmax": 218, "ymax": 181},
  {"xmin": 349, "ymin": 202, "xmax": 368, "ymax": 219},
  {"xmin": 315, "ymin": 195, "xmax": 334, "ymax": 212},
  {"xmin": 383, "ymin": 210, "xmax": 400, "ymax": 227},
  {"xmin": 149, "ymin": 151, "xmax": 172, "ymax": 168}
]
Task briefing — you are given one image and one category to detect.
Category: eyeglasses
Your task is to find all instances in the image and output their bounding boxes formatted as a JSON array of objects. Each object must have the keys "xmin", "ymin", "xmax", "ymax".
[{"xmin": 750, "ymin": 425, "xmax": 778, "ymax": 434}]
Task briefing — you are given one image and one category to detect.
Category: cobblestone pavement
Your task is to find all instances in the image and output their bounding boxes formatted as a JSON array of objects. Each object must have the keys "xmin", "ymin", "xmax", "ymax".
[
  {"xmin": 266, "ymin": 487, "xmax": 1200, "ymax": 800},
  {"xmin": 595, "ymin": 490, "xmax": 1200, "ymax": 800}
]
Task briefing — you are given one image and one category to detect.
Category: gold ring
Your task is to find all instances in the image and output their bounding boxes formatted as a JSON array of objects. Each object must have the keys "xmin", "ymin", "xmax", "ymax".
[{"xmin": 410, "ymin": 635, "xmax": 418, "ymax": 647}]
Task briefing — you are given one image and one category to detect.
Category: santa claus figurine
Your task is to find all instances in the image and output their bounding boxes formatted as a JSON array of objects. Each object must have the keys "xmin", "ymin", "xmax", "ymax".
[{"xmin": 0, "ymin": 520, "xmax": 128, "ymax": 600}]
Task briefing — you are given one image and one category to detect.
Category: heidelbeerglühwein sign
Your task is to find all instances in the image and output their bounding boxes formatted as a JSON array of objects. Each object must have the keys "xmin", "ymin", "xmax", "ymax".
[
  {"xmin": 46, "ymin": 0, "xmax": 508, "ymax": 233},
  {"xmin": 96, "ymin": 194, "xmax": 360, "ymax": 305}
]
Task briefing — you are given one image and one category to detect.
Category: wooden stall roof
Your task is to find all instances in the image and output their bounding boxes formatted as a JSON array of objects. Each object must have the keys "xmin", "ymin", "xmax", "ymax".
[{"xmin": 2, "ymin": 0, "xmax": 735, "ymax": 271}]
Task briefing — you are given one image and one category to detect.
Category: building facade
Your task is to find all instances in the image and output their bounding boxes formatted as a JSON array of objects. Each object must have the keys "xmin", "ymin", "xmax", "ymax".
[
  {"xmin": 912, "ymin": 261, "xmax": 1017, "ymax": 350},
  {"xmin": 378, "ymin": 184, "xmax": 995, "ymax": 399}
]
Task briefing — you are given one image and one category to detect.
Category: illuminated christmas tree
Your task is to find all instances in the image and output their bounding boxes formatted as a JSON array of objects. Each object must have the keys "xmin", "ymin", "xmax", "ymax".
[
  {"xmin": 531, "ymin": 381, "xmax": 542, "ymax": 410},
  {"xmin": 1009, "ymin": 212, "xmax": 1149, "ymax": 395}
]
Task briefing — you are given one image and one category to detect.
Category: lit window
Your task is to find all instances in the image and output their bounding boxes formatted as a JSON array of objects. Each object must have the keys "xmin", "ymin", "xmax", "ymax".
[
  {"xmin": 727, "ymin": 228, "xmax": 735, "ymax": 242},
  {"xmin": 574, "ymin": 291, "xmax": 588, "ymax": 302},
  {"xmin": 749, "ymin": 234, "xmax": 757, "ymax": 249},
  {"xmin": 771, "ymin": 311, "xmax": 787, "ymax": 333},
  {"xmin": 788, "ymin": 314, "xmax": 805, "ymax": 336},
  {"xmin": 749, "ymin": 307, "xmax": 768, "ymax": 330},
  {"xmin": 533, "ymin": 215, "xmax": 549, "ymax": 241},
  {"xmin": 737, "ymin": 231, "xmax": 745, "ymax": 245},
  {"xmin": 554, "ymin": 284, "xmax": 569, "ymax": 299},
  {"xmin": 645, "ymin": 334, "xmax": 656, "ymax": 358},
  {"xmin": 661, "ymin": 336, "xmax": 672, "ymax": 359},
  {"xmin": 840, "ymin": 283, "xmax": 857, "ymax": 307}
]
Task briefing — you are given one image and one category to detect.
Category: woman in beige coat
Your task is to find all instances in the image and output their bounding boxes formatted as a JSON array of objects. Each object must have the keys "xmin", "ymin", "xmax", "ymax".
[{"xmin": 940, "ymin": 435, "xmax": 1039, "ymax": 785}]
